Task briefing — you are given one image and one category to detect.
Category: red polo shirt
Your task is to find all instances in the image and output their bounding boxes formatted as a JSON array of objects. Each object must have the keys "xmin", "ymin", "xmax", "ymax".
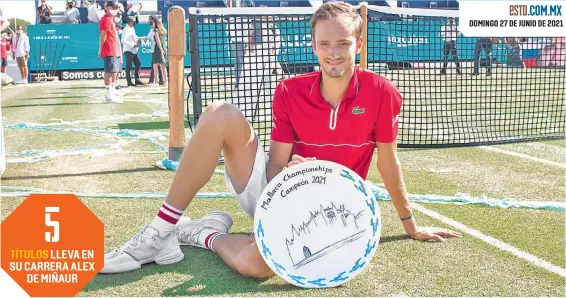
[
  {"xmin": 99, "ymin": 14, "xmax": 119, "ymax": 57},
  {"xmin": 0, "ymin": 37, "xmax": 6, "ymax": 59},
  {"xmin": 271, "ymin": 67, "xmax": 402, "ymax": 179}
]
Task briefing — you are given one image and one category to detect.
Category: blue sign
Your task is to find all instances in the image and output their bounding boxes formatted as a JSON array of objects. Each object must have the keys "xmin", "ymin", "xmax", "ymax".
[
  {"xmin": 27, "ymin": 19, "xmax": 511, "ymax": 72},
  {"xmin": 27, "ymin": 23, "xmax": 180, "ymax": 72}
]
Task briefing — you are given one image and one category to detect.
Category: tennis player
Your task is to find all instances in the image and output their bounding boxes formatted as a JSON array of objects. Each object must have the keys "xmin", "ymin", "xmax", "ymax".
[{"xmin": 101, "ymin": 2, "xmax": 461, "ymax": 277}]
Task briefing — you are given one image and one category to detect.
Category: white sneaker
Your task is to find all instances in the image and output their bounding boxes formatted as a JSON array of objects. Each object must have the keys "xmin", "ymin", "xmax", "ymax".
[
  {"xmin": 100, "ymin": 225, "xmax": 184, "ymax": 274},
  {"xmin": 176, "ymin": 211, "xmax": 233, "ymax": 248},
  {"xmin": 105, "ymin": 95, "xmax": 123, "ymax": 104}
]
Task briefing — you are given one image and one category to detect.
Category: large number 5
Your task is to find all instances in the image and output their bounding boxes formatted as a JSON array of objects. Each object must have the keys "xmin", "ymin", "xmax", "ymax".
[{"xmin": 45, "ymin": 207, "xmax": 60, "ymax": 243}]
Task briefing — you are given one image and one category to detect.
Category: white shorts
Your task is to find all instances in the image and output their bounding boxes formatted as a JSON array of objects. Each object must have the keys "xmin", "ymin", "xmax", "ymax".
[{"xmin": 224, "ymin": 136, "xmax": 268, "ymax": 219}]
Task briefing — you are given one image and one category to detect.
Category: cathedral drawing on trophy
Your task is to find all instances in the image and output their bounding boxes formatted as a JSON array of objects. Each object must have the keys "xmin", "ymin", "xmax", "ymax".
[{"xmin": 285, "ymin": 202, "xmax": 366, "ymax": 269}]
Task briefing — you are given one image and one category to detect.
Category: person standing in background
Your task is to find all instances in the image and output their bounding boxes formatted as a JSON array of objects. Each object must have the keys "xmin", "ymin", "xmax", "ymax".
[
  {"xmin": 37, "ymin": 0, "xmax": 53, "ymax": 24},
  {"xmin": 0, "ymin": 9, "xmax": 9, "ymax": 177},
  {"xmin": 98, "ymin": 1, "xmax": 123, "ymax": 103},
  {"xmin": 11, "ymin": 25, "xmax": 30, "ymax": 84},
  {"xmin": 122, "ymin": 16, "xmax": 147, "ymax": 87},
  {"xmin": 114, "ymin": 12, "xmax": 124, "ymax": 90},
  {"xmin": 150, "ymin": 17, "xmax": 168, "ymax": 87},
  {"xmin": 125, "ymin": 0, "xmax": 142, "ymax": 23},
  {"xmin": 1, "ymin": 33, "xmax": 7, "ymax": 74},
  {"xmin": 249, "ymin": 6, "xmax": 283, "ymax": 76},
  {"xmin": 83, "ymin": 0, "xmax": 102, "ymax": 23},
  {"xmin": 504, "ymin": 37, "xmax": 525, "ymax": 68},
  {"xmin": 64, "ymin": 0, "xmax": 81, "ymax": 24},
  {"xmin": 147, "ymin": 15, "xmax": 164, "ymax": 86},
  {"xmin": 5, "ymin": 32, "xmax": 12, "ymax": 54},
  {"xmin": 227, "ymin": 19, "xmax": 250, "ymax": 89},
  {"xmin": 439, "ymin": 17, "xmax": 461, "ymax": 75},
  {"xmin": 473, "ymin": 37, "xmax": 498, "ymax": 76}
]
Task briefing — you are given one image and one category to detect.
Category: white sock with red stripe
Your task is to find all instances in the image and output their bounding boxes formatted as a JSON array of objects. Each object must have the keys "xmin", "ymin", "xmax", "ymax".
[
  {"xmin": 150, "ymin": 201, "xmax": 184, "ymax": 235},
  {"xmin": 203, "ymin": 231, "xmax": 223, "ymax": 252}
]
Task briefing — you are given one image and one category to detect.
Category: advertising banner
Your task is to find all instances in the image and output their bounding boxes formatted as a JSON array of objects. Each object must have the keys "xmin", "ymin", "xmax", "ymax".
[
  {"xmin": 27, "ymin": 24, "xmax": 175, "ymax": 72},
  {"xmin": 28, "ymin": 18, "xmax": 550, "ymax": 74}
]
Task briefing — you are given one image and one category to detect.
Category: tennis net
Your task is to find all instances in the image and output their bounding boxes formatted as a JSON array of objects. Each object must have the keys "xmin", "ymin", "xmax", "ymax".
[{"xmin": 187, "ymin": 5, "xmax": 565, "ymax": 150}]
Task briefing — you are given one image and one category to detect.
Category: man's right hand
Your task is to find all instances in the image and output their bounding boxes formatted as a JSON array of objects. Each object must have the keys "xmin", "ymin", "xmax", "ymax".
[
  {"xmin": 286, "ymin": 154, "xmax": 316, "ymax": 168},
  {"xmin": 98, "ymin": 51, "xmax": 102, "ymax": 58}
]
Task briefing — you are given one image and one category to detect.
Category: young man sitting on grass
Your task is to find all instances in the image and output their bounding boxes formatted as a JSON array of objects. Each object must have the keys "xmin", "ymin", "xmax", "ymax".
[{"xmin": 101, "ymin": 2, "xmax": 461, "ymax": 277}]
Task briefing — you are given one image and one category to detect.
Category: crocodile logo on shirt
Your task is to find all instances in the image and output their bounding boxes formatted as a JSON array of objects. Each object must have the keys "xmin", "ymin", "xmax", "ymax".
[{"xmin": 352, "ymin": 106, "xmax": 365, "ymax": 115}]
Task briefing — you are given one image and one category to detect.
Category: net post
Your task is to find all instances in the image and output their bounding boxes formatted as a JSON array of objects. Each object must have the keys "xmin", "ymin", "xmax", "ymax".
[
  {"xmin": 359, "ymin": 2, "xmax": 369, "ymax": 69},
  {"xmin": 188, "ymin": 12, "xmax": 202, "ymax": 127},
  {"xmin": 167, "ymin": 6, "xmax": 186, "ymax": 162}
]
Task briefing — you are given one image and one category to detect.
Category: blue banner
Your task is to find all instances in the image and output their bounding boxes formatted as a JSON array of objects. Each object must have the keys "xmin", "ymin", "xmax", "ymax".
[
  {"xmin": 28, "ymin": 20, "xmax": 512, "ymax": 72},
  {"xmin": 196, "ymin": 21, "xmax": 316, "ymax": 67},
  {"xmin": 196, "ymin": 19, "xmax": 509, "ymax": 68},
  {"xmin": 367, "ymin": 20, "xmax": 504, "ymax": 63},
  {"xmin": 27, "ymin": 23, "xmax": 179, "ymax": 72}
]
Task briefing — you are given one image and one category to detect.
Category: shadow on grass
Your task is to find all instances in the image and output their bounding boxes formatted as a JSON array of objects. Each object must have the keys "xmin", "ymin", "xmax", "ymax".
[
  {"xmin": 2, "ymin": 167, "xmax": 161, "ymax": 180},
  {"xmin": 113, "ymin": 117, "xmax": 195, "ymax": 130},
  {"xmin": 83, "ymin": 246, "xmax": 302, "ymax": 296},
  {"xmin": 114, "ymin": 121, "xmax": 189, "ymax": 130},
  {"xmin": 379, "ymin": 234, "xmax": 411, "ymax": 244},
  {"xmin": 16, "ymin": 95, "xmax": 87, "ymax": 100},
  {"xmin": 2, "ymin": 102, "xmax": 104, "ymax": 109},
  {"xmin": 82, "ymin": 234, "xmax": 410, "ymax": 296},
  {"xmin": 62, "ymin": 86, "xmax": 107, "ymax": 90}
]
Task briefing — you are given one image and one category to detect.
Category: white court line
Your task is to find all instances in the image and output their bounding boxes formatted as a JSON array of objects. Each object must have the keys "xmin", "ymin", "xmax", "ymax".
[
  {"xmin": 411, "ymin": 203, "xmax": 566, "ymax": 278},
  {"xmin": 480, "ymin": 146, "xmax": 566, "ymax": 169}
]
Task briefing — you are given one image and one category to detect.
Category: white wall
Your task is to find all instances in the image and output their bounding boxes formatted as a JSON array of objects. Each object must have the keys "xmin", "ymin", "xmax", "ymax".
[{"xmin": 0, "ymin": 1, "xmax": 36, "ymax": 24}]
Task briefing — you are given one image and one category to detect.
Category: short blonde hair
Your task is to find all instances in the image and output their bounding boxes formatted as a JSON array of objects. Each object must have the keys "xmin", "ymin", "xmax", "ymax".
[{"xmin": 310, "ymin": 1, "xmax": 363, "ymax": 39}]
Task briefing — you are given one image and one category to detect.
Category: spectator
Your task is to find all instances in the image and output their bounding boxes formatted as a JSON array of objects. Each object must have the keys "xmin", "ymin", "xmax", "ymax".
[
  {"xmin": 125, "ymin": 0, "xmax": 142, "ymax": 23},
  {"xmin": 122, "ymin": 16, "xmax": 147, "ymax": 87},
  {"xmin": 538, "ymin": 37, "xmax": 566, "ymax": 67},
  {"xmin": 505, "ymin": 37, "xmax": 525, "ymax": 68},
  {"xmin": 98, "ymin": 1, "xmax": 123, "ymax": 103},
  {"xmin": 0, "ymin": 9, "xmax": 8, "ymax": 177},
  {"xmin": 439, "ymin": 17, "xmax": 461, "ymax": 75},
  {"xmin": 64, "ymin": 0, "xmax": 81, "ymax": 24},
  {"xmin": 82, "ymin": 0, "xmax": 102, "ymax": 23},
  {"xmin": 37, "ymin": 0, "xmax": 53, "ymax": 24},
  {"xmin": 5, "ymin": 32, "xmax": 12, "ymax": 53},
  {"xmin": 11, "ymin": 25, "xmax": 30, "ymax": 84},
  {"xmin": 1, "ymin": 33, "xmax": 7, "ymax": 74},
  {"xmin": 147, "ymin": 15, "xmax": 164, "ymax": 86},
  {"xmin": 116, "ymin": 1, "xmax": 125, "ymax": 16},
  {"xmin": 151, "ymin": 17, "xmax": 168, "ymax": 87}
]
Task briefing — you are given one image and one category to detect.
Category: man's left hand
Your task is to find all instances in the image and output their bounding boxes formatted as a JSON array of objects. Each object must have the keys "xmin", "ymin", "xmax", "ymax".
[{"xmin": 410, "ymin": 226, "xmax": 461, "ymax": 242}]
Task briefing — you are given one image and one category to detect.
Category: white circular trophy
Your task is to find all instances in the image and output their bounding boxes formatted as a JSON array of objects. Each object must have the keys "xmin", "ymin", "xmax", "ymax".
[{"xmin": 254, "ymin": 160, "xmax": 381, "ymax": 288}]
